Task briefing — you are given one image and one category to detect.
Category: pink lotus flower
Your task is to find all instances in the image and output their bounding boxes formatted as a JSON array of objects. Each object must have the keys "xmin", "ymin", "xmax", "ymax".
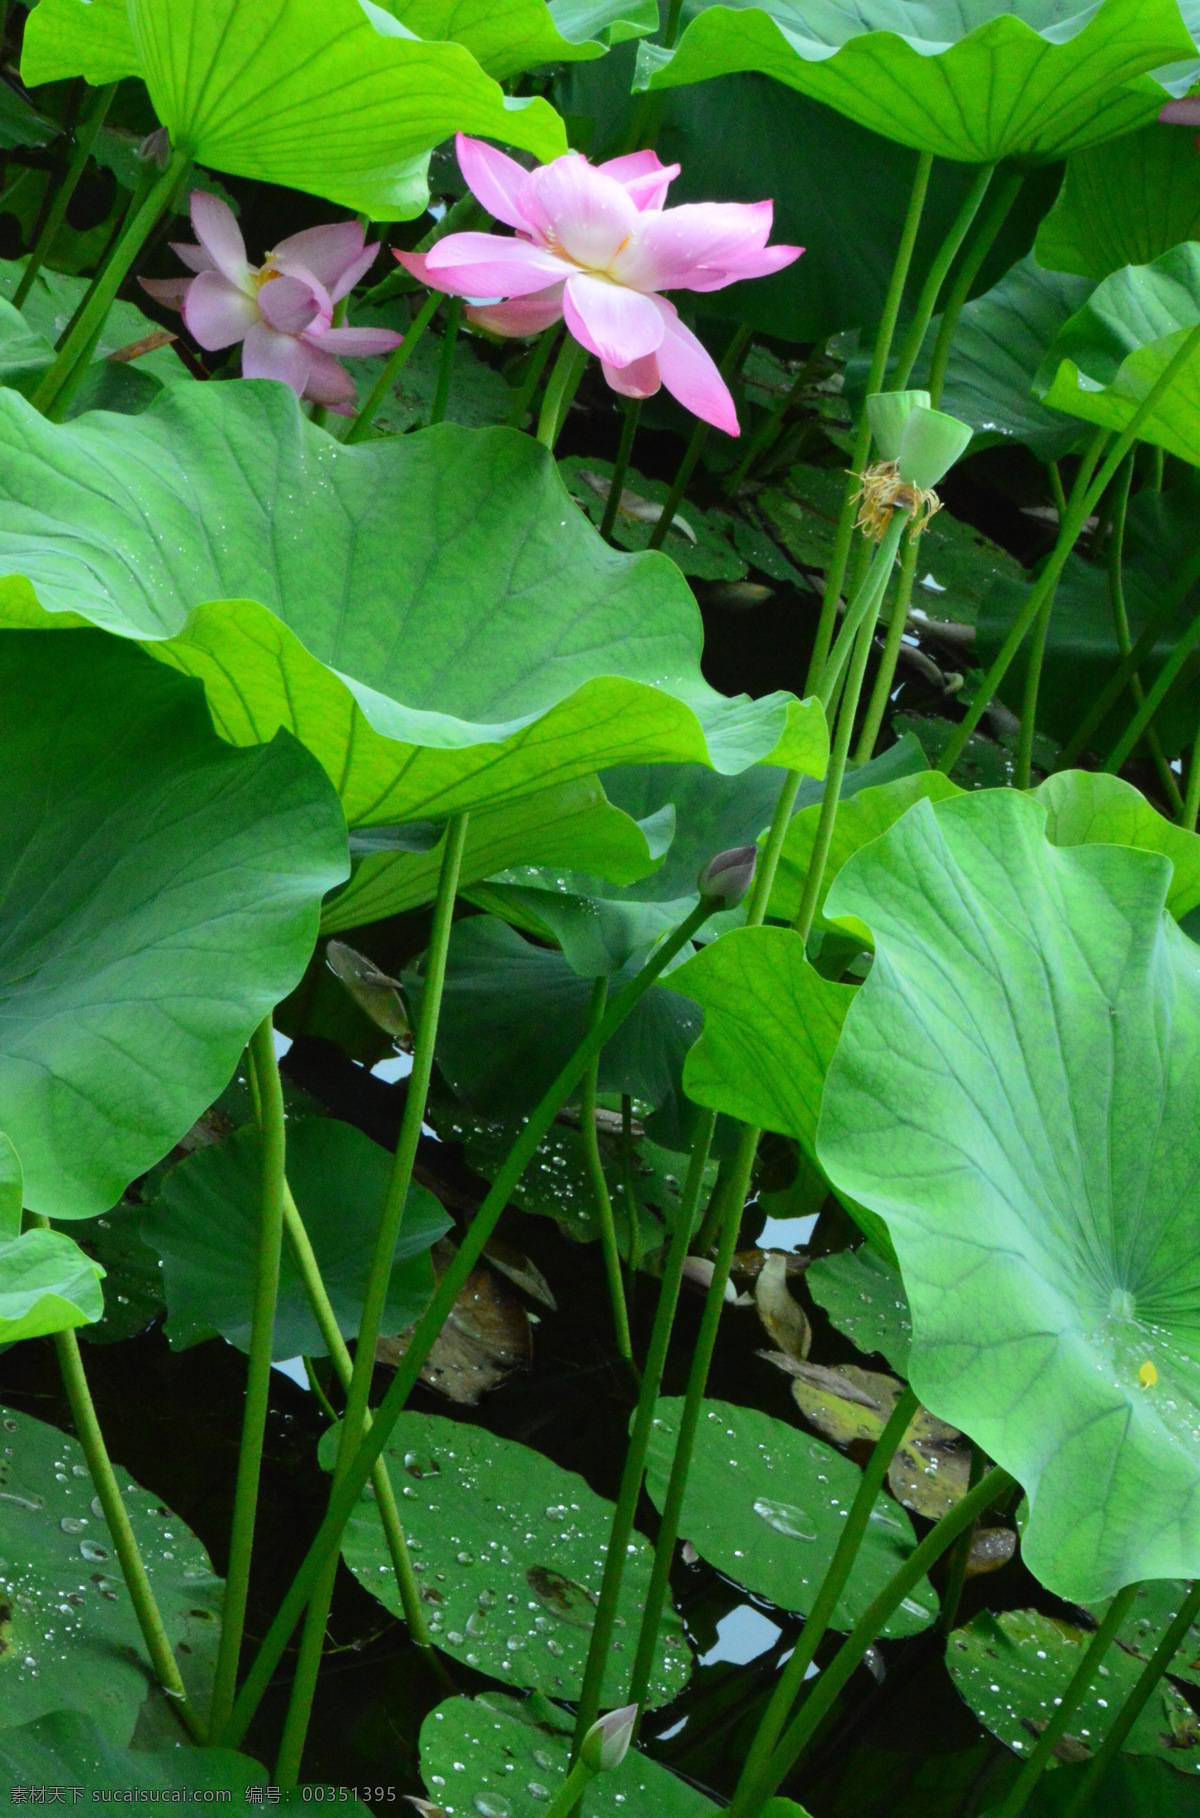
[
  {"xmin": 396, "ymin": 135, "xmax": 802, "ymax": 436},
  {"xmin": 141, "ymin": 192, "xmax": 403, "ymax": 413}
]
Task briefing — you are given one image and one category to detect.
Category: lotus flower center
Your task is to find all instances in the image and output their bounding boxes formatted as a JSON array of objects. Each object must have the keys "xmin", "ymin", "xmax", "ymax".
[{"xmin": 1108, "ymin": 1286, "xmax": 1137, "ymax": 1321}]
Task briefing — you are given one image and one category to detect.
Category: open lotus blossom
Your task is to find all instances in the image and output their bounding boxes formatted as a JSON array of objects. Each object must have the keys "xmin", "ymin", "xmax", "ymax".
[
  {"xmin": 396, "ymin": 135, "xmax": 801, "ymax": 436},
  {"xmin": 141, "ymin": 192, "xmax": 402, "ymax": 413}
]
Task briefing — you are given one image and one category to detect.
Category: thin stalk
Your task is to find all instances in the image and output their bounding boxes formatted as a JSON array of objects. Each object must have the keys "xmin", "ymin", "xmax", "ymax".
[
  {"xmin": 992, "ymin": 1582, "xmax": 1140, "ymax": 1818},
  {"xmin": 936, "ymin": 1441, "xmax": 986, "ymax": 1638},
  {"xmin": 1102, "ymin": 600, "xmax": 1200, "ymax": 775},
  {"xmin": 580, "ymin": 976, "xmax": 635, "ymax": 1369},
  {"xmin": 39, "ymin": 1299, "xmax": 202, "ymax": 1740},
  {"xmin": 51, "ymin": 161, "xmax": 154, "ymax": 355},
  {"xmin": 32, "ymin": 146, "xmax": 190, "ymax": 418},
  {"xmin": 536, "ymin": 335, "xmax": 588, "ymax": 449},
  {"xmin": 207, "ymin": 1015, "xmax": 287, "ymax": 1741},
  {"xmin": 222, "ymin": 897, "xmax": 718, "ymax": 1750},
  {"xmin": 760, "ymin": 1466, "xmax": 1015, "ymax": 1801},
  {"xmin": 359, "ymin": 193, "xmax": 481, "ymax": 310},
  {"xmin": 344, "ymin": 290, "xmax": 440, "ymax": 444},
  {"xmin": 543, "ymin": 1757, "xmax": 596, "ymax": 1818},
  {"xmin": 15, "ymin": 82, "xmax": 117, "ymax": 309},
  {"xmin": 925, "ymin": 170, "xmax": 1023, "ymax": 405},
  {"xmin": 1047, "ymin": 459, "xmax": 1067, "ymax": 521},
  {"xmin": 303, "ymin": 1358, "xmax": 340, "ymax": 1425},
  {"xmin": 723, "ymin": 340, "xmax": 826, "ymax": 497},
  {"xmin": 819, "ymin": 511, "xmax": 907, "ymax": 713},
  {"xmin": 691, "ymin": 1152, "xmax": 733, "ymax": 1255},
  {"xmin": 275, "ymin": 812, "xmax": 469, "ymax": 1784},
  {"xmin": 890, "ymin": 163, "xmax": 995, "ymax": 391},
  {"xmin": 646, "ymin": 324, "xmax": 753, "ymax": 550},
  {"xmin": 726, "ymin": 1384, "xmax": 919, "ymax": 1818},
  {"xmin": 1184, "ymin": 730, "xmax": 1200, "ymax": 830},
  {"xmin": 626, "ymin": 1118, "xmax": 759, "ymax": 1721},
  {"xmin": 619, "ymin": 1095, "xmax": 644, "ymax": 1276},
  {"xmin": 506, "ymin": 322, "xmax": 560, "ymax": 428},
  {"xmin": 806, "ymin": 150, "xmax": 934, "ymax": 690},
  {"xmin": 1105, "ymin": 452, "xmax": 1183, "ymax": 813},
  {"xmin": 282, "ymin": 1184, "xmax": 429, "ymax": 1647},
  {"xmin": 571, "ymin": 1109, "xmax": 718, "ymax": 1752},
  {"xmin": 798, "ymin": 520, "xmax": 909, "ymax": 943},
  {"xmin": 1062, "ymin": 1580, "xmax": 1200, "ymax": 1818},
  {"xmin": 855, "ymin": 527, "xmax": 921, "ymax": 763},
  {"xmin": 601, "ymin": 398, "xmax": 641, "ymax": 540},
  {"xmin": 428, "ymin": 296, "xmax": 460, "ymax": 426}
]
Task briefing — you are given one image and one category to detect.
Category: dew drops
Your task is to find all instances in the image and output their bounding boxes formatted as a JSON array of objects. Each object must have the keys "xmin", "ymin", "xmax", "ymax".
[{"xmin": 752, "ymin": 1497, "xmax": 817, "ymax": 1541}]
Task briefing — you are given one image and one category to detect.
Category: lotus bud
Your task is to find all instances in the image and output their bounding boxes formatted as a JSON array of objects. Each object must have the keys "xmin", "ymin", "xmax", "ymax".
[
  {"xmin": 580, "ymin": 1704, "xmax": 638, "ymax": 1773},
  {"xmin": 697, "ymin": 843, "xmax": 758, "ymax": 904},
  {"xmin": 866, "ymin": 389, "xmax": 932, "ymax": 462},
  {"xmin": 894, "ymin": 405, "xmax": 973, "ymax": 489},
  {"xmin": 139, "ymin": 126, "xmax": 173, "ymax": 169}
]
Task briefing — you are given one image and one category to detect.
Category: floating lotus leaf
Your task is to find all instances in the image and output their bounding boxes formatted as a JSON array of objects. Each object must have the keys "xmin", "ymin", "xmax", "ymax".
[
  {"xmin": 22, "ymin": 0, "xmax": 565, "ymax": 218},
  {"xmin": 818, "ymin": 788, "xmax": 1200, "ymax": 1600},
  {"xmin": 806, "ymin": 1247, "xmax": 912, "ymax": 1373},
  {"xmin": 0, "ymin": 1713, "xmax": 263, "ymax": 1796},
  {"xmin": 632, "ymin": 0, "xmax": 1195, "ymax": 164},
  {"xmin": 0, "ymin": 385, "xmax": 824, "ymax": 830},
  {"xmin": 1039, "ymin": 242, "xmax": 1200, "ymax": 465},
  {"xmin": 0, "ymin": 630, "xmax": 346, "ymax": 1221}
]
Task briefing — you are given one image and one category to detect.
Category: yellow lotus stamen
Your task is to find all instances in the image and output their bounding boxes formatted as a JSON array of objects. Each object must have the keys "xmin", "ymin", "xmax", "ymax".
[{"xmin": 852, "ymin": 458, "xmax": 942, "ymax": 543}]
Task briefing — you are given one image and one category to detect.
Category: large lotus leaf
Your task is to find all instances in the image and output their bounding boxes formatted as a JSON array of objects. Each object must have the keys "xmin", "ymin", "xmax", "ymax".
[
  {"xmin": 0, "ymin": 630, "xmax": 346, "ymax": 1221},
  {"xmin": 0, "ymin": 385, "xmax": 824, "ymax": 829},
  {"xmin": 917, "ymin": 254, "xmax": 1095, "ymax": 463},
  {"xmin": 420, "ymin": 1693, "xmax": 719, "ymax": 1816},
  {"xmin": 0, "ymin": 1404, "xmax": 223, "ymax": 1740},
  {"xmin": 0, "ymin": 1713, "xmax": 263, "ymax": 1795},
  {"xmin": 322, "ymin": 777, "xmax": 668, "ymax": 934},
  {"xmin": 0, "ymin": 1230, "xmax": 105, "ymax": 1345},
  {"xmin": 389, "ymin": 0, "xmax": 657, "ymax": 81},
  {"xmin": 1038, "ymin": 242, "xmax": 1200, "ymax": 465},
  {"xmin": 1034, "ymin": 770, "xmax": 1200, "ymax": 918},
  {"xmin": 948, "ymin": 1607, "xmax": 1200, "ymax": 1768},
  {"xmin": 1036, "ymin": 124, "xmax": 1200, "ymax": 282},
  {"xmin": 817, "ymin": 788, "xmax": 1200, "ymax": 1601},
  {"xmin": 141, "ymin": 1119, "xmax": 448, "ymax": 1357},
  {"xmin": 21, "ymin": 0, "xmax": 565, "ymax": 219},
  {"xmin": 644, "ymin": 1398, "xmax": 938, "ymax": 1637},
  {"xmin": 423, "ymin": 916, "xmax": 701, "ymax": 1118},
  {"xmin": 1023, "ymin": 1758, "xmax": 1200, "ymax": 1817},
  {"xmin": 319, "ymin": 1411, "xmax": 691, "ymax": 1707},
  {"xmin": 632, "ymin": 0, "xmax": 1195, "ymax": 164}
]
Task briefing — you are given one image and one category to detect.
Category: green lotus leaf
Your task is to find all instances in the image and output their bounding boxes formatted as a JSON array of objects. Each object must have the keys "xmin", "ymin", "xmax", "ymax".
[
  {"xmin": 325, "ymin": 776, "xmax": 672, "ymax": 936},
  {"xmin": 0, "ymin": 630, "xmax": 345, "ymax": 1222},
  {"xmin": 1037, "ymin": 123, "xmax": 1200, "ymax": 282},
  {"xmin": 0, "ymin": 1404, "xmax": 223, "ymax": 1740},
  {"xmin": 21, "ymin": 0, "xmax": 565, "ymax": 218},
  {"xmin": 319, "ymin": 1411, "xmax": 691, "ymax": 1707},
  {"xmin": 1039, "ymin": 242, "xmax": 1200, "ymax": 465},
  {"xmin": 0, "ymin": 1713, "xmax": 264, "ymax": 1796},
  {"xmin": 631, "ymin": 0, "xmax": 1195, "ymax": 164},
  {"xmin": 1022, "ymin": 1758, "xmax": 1200, "ymax": 1817},
  {"xmin": 0, "ymin": 1132, "xmax": 21, "ymax": 1240},
  {"xmin": 1035, "ymin": 769, "xmax": 1200, "ymax": 917},
  {"xmin": 0, "ymin": 1230, "xmax": 105, "ymax": 1345},
  {"xmin": 68, "ymin": 1205, "xmax": 167, "ymax": 1347},
  {"xmin": 1089, "ymin": 1578, "xmax": 1200, "ymax": 1688},
  {"xmin": 817, "ymin": 788, "xmax": 1200, "ymax": 1600},
  {"xmin": 387, "ymin": 0, "xmax": 657, "ymax": 81},
  {"xmin": 806, "ymin": 1247, "xmax": 913, "ymax": 1373},
  {"xmin": 0, "ymin": 384, "xmax": 824, "ymax": 829},
  {"xmin": 644, "ymin": 1398, "xmax": 938, "ymax": 1637},
  {"xmin": 419, "ymin": 1693, "xmax": 719, "ymax": 1816},
  {"xmin": 948, "ymin": 1607, "xmax": 1200, "ymax": 1769},
  {"xmin": 142, "ymin": 1119, "xmax": 448, "ymax": 1357}
]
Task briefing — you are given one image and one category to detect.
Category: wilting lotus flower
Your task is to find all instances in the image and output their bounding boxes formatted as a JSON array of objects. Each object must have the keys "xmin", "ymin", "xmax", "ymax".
[
  {"xmin": 142, "ymin": 192, "xmax": 402, "ymax": 413},
  {"xmin": 396, "ymin": 135, "xmax": 802, "ymax": 436}
]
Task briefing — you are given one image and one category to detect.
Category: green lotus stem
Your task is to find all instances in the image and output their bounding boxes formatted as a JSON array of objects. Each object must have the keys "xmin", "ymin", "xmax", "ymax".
[
  {"xmin": 723, "ymin": 340, "xmax": 826, "ymax": 498},
  {"xmin": 936, "ymin": 1440, "xmax": 986, "ymax": 1638},
  {"xmin": 1152, "ymin": 444, "xmax": 1165, "ymax": 489},
  {"xmin": 429, "ymin": 296, "xmax": 461, "ymax": 426},
  {"xmin": 1104, "ymin": 453, "xmax": 1183, "ymax": 813},
  {"xmin": 571, "ymin": 1109, "xmax": 718, "ymax": 1755},
  {"xmin": 759, "ymin": 1465, "xmax": 1015, "ymax": 1800},
  {"xmin": 537, "ymin": 334, "xmax": 589, "ymax": 449},
  {"xmin": 619, "ymin": 1094, "xmax": 643, "ymax": 1276},
  {"xmin": 726, "ymin": 1383, "xmax": 920, "ymax": 1818},
  {"xmin": 506, "ymin": 322, "xmax": 560, "ymax": 428},
  {"xmin": 281, "ymin": 1183, "xmax": 430, "ymax": 1649},
  {"xmin": 32, "ymin": 145, "xmax": 191, "ymax": 419},
  {"xmin": 275, "ymin": 810, "xmax": 469, "ymax": 1784},
  {"xmin": 1183, "ymin": 732, "xmax": 1200, "ymax": 830},
  {"xmin": 344, "ymin": 290, "xmax": 440, "ymax": 444},
  {"xmin": 992, "ymin": 1581, "xmax": 1140, "ymax": 1818},
  {"xmin": 35, "ymin": 1259, "xmax": 202, "ymax": 1741},
  {"xmin": 15, "ymin": 82, "xmax": 117, "ymax": 310},
  {"xmin": 359, "ymin": 192, "xmax": 482, "ymax": 310},
  {"xmin": 1102, "ymin": 599, "xmax": 1200, "ymax": 777},
  {"xmin": 943, "ymin": 318, "xmax": 1200, "ymax": 775},
  {"xmin": 208, "ymin": 1013, "xmax": 287, "ymax": 1742},
  {"xmin": 646, "ymin": 324, "xmax": 753, "ymax": 550},
  {"xmin": 542, "ymin": 1755, "xmax": 596, "ymax": 1818},
  {"xmin": 820, "ymin": 510, "xmax": 908, "ymax": 714},
  {"xmin": 580, "ymin": 975, "xmax": 635, "ymax": 1370},
  {"xmin": 1062, "ymin": 1579, "xmax": 1200, "ymax": 1818},
  {"xmin": 302, "ymin": 1356, "xmax": 339, "ymax": 1425},
  {"xmin": 626, "ymin": 1116, "xmax": 760, "ymax": 1724},
  {"xmin": 663, "ymin": 0, "xmax": 686, "ymax": 45},
  {"xmin": 1057, "ymin": 531, "xmax": 1200, "ymax": 772},
  {"xmin": 221, "ymin": 895, "xmax": 718, "ymax": 1751},
  {"xmin": 690, "ymin": 1150, "xmax": 733, "ymax": 1255},
  {"xmin": 926, "ymin": 168, "xmax": 1023, "ymax": 405},
  {"xmin": 891, "ymin": 163, "xmax": 995, "ymax": 391},
  {"xmin": 601, "ymin": 397, "xmax": 641, "ymax": 540},
  {"xmin": 1047, "ymin": 460, "xmax": 1067, "ymax": 520},
  {"xmin": 854, "ymin": 527, "xmax": 921, "ymax": 764},
  {"xmin": 806, "ymin": 151, "xmax": 934, "ymax": 690}
]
